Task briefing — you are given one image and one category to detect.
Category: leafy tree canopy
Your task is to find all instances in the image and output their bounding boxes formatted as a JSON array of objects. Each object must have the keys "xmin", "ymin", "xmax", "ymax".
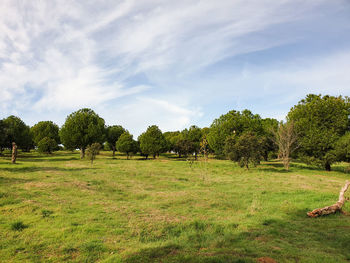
[
  {"xmin": 288, "ymin": 94, "xmax": 350, "ymax": 170},
  {"xmin": 106, "ymin": 125, "xmax": 125, "ymax": 157},
  {"xmin": 138, "ymin": 125, "xmax": 166, "ymax": 158},
  {"xmin": 60, "ymin": 108, "xmax": 105, "ymax": 158},
  {"xmin": 2, "ymin": 116, "xmax": 32, "ymax": 150},
  {"xmin": 31, "ymin": 121, "xmax": 60, "ymax": 146},
  {"xmin": 116, "ymin": 132, "xmax": 137, "ymax": 159}
]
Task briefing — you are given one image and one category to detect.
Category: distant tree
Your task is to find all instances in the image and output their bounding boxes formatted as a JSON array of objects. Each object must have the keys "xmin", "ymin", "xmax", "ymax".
[
  {"xmin": 163, "ymin": 131, "xmax": 179, "ymax": 153},
  {"xmin": 31, "ymin": 121, "xmax": 60, "ymax": 152},
  {"xmin": 3, "ymin": 116, "xmax": 32, "ymax": 151},
  {"xmin": 86, "ymin": 143, "xmax": 101, "ymax": 164},
  {"xmin": 60, "ymin": 108, "xmax": 105, "ymax": 159},
  {"xmin": 106, "ymin": 125, "xmax": 125, "ymax": 158},
  {"xmin": 116, "ymin": 132, "xmax": 137, "ymax": 159},
  {"xmin": 188, "ymin": 125, "xmax": 203, "ymax": 159},
  {"xmin": 224, "ymin": 132, "xmax": 262, "ymax": 169},
  {"xmin": 207, "ymin": 109, "xmax": 264, "ymax": 157},
  {"xmin": 260, "ymin": 118, "xmax": 279, "ymax": 161},
  {"xmin": 0, "ymin": 119, "xmax": 6, "ymax": 155},
  {"xmin": 138, "ymin": 125, "xmax": 166, "ymax": 159},
  {"xmin": 37, "ymin": 137, "xmax": 57, "ymax": 154},
  {"xmin": 288, "ymin": 94, "xmax": 350, "ymax": 171},
  {"xmin": 272, "ymin": 121, "xmax": 299, "ymax": 170}
]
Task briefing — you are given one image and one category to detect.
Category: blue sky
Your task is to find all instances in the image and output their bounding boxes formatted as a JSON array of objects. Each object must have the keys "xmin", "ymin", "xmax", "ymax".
[{"xmin": 0, "ymin": 0, "xmax": 350, "ymax": 136}]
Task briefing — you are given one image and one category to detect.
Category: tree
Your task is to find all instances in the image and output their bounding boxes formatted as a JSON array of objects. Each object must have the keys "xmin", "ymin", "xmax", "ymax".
[
  {"xmin": 116, "ymin": 132, "xmax": 137, "ymax": 159},
  {"xmin": 86, "ymin": 143, "xmax": 101, "ymax": 164},
  {"xmin": 288, "ymin": 94, "xmax": 350, "ymax": 171},
  {"xmin": 60, "ymin": 108, "xmax": 105, "ymax": 159},
  {"xmin": 0, "ymin": 119, "xmax": 6, "ymax": 155},
  {"xmin": 31, "ymin": 121, "xmax": 60, "ymax": 153},
  {"xmin": 37, "ymin": 137, "xmax": 57, "ymax": 154},
  {"xmin": 260, "ymin": 118, "xmax": 279, "ymax": 161},
  {"xmin": 334, "ymin": 132, "xmax": 350, "ymax": 162},
  {"xmin": 138, "ymin": 125, "xmax": 166, "ymax": 159},
  {"xmin": 187, "ymin": 125, "xmax": 203, "ymax": 159},
  {"xmin": 3, "ymin": 116, "xmax": 32, "ymax": 151},
  {"xmin": 224, "ymin": 132, "xmax": 262, "ymax": 169},
  {"xmin": 106, "ymin": 125, "xmax": 125, "ymax": 158},
  {"xmin": 207, "ymin": 109, "xmax": 264, "ymax": 157},
  {"xmin": 273, "ymin": 121, "xmax": 299, "ymax": 170}
]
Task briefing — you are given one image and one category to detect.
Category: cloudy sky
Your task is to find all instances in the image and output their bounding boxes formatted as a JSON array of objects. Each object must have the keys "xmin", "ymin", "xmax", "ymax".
[{"xmin": 0, "ymin": 0, "xmax": 349, "ymax": 136}]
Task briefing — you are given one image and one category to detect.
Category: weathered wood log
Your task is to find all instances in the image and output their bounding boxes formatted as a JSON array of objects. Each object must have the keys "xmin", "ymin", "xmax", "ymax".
[{"xmin": 307, "ymin": 181, "xmax": 350, "ymax": 217}]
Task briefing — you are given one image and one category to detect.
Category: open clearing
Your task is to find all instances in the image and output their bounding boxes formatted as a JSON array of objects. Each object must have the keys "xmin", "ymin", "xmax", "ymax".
[{"xmin": 1, "ymin": 152, "xmax": 350, "ymax": 262}]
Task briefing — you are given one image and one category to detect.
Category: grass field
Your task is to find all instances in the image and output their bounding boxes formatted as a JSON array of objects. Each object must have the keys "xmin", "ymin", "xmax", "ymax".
[{"xmin": 0, "ymin": 151, "xmax": 350, "ymax": 262}]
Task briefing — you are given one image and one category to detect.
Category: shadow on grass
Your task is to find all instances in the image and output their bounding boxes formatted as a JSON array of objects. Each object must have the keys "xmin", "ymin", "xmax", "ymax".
[{"xmin": 0, "ymin": 166, "xmax": 95, "ymax": 173}]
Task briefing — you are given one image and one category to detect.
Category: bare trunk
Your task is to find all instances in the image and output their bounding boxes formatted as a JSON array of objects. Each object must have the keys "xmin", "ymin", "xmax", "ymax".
[
  {"xmin": 11, "ymin": 142, "xmax": 17, "ymax": 164},
  {"xmin": 80, "ymin": 148, "xmax": 85, "ymax": 159},
  {"xmin": 307, "ymin": 181, "xmax": 350, "ymax": 217},
  {"xmin": 112, "ymin": 146, "xmax": 116, "ymax": 158},
  {"xmin": 325, "ymin": 162, "xmax": 331, "ymax": 171}
]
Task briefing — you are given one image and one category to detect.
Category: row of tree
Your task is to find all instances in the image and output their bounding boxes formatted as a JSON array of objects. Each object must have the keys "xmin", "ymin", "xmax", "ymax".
[{"xmin": 1, "ymin": 94, "xmax": 349, "ymax": 170}]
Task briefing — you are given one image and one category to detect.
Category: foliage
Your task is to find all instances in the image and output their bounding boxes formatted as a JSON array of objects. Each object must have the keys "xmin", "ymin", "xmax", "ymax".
[
  {"xmin": 31, "ymin": 121, "xmax": 60, "ymax": 152},
  {"xmin": 224, "ymin": 132, "xmax": 262, "ymax": 169},
  {"xmin": 207, "ymin": 109, "xmax": 264, "ymax": 157},
  {"xmin": 116, "ymin": 132, "xmax": 137, "ymax": 159},
  {"xmin": 2, "ymin": 115, "xmax": 32, "ymax": 151},
  {"xmin": 187, "ymin": 125, "xmax": 203, "ymax": 159},
  {"xmin": 106, "ymin": 125, "xmax": 125, "ymax": 157},
  {"xmin": 260, "ymin": 118, "xmax": 279, "ymax": 161},
  {"xmin": 60, "ymin": 108, "xmax": 105, "ymax": 158},
  {"xmin": 37, "ymin": 137, "xmax": 57, "ymax": 154},
  {"xmin": 138, "ymin": 125, "xmax": 166, "ymax": 159},
  {"xmin": 334, "ymin": 132, "xmax": 350, "ymax": 162},
  {"xmin": 288, "ymin": 94, "xmax": 350, "ymax": 171},
  {"xmin": 86, "ymin": 143, "xmax": 101, "ymax": 164}
]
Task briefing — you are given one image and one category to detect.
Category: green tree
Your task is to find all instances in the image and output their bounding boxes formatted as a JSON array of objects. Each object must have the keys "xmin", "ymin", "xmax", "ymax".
[
  {"xmin": 106, "ymin": 125, "xmax": 125, "ymax": 158},
  {"xmin": 60, "ymin": 108, "xmax": 105, "ymax": 159},
  {"xmin": 3, "ymin": 116, "xmax": 32, "ymax": 151},
  {"xmin": 261, "ymin": 118, "xmax": 279, "ymax": 161},
  {"xmin": 188, "ymin": 125, "xmax": 203, "ymax": 159},
  {"xmin": 37, "ymin": 137, "xmax": 57, "ymax": 154},
  {"xmin": 138, "ymin": 125, "xmax": 166, "ymax": 159},
  {"xmin": 31, "ymin": 121, "xmax": 60, "ymax": 152},
  {"xmin": 0, "ymin": 119, "xmax": 6, "ymax": 155},
  {"xmin": 116, "ymin": 132, "xmax": 137, "ymax": 159},
  {"xmin": 334, "ymin": 132, "xmax": 350, "ymax": 163},
  {"xmin": 86, "ymin": 143, "xmax": 101, "ymax": 164},
  {"xmin": 207, "ymin": 109, "xmax": 264, "ymax": 157},
  {"xmin": 288, "ymin": 94, "xmax": 350, "ymax": 171},
  {"xmin": 224, "ymin": 132, "xmax": 262, "ymax": 169}
]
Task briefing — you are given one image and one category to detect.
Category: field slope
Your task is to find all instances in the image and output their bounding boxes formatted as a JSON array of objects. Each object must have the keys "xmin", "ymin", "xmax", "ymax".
[{"xmin": 0, "ymin": 152, "xmax": 350, "ymax": 262}]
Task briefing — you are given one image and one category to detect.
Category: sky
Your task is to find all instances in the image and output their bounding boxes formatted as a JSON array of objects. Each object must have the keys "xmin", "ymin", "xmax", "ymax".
[{"xmin": 0, "ymin": 0, "xmax": 350, "ymax": 136}]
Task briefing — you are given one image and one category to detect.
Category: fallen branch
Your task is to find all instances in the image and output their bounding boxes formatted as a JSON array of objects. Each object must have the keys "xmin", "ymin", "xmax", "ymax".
[{"xmin": 307, "ymin": 181, "xmax": 350, "ymax": 218}]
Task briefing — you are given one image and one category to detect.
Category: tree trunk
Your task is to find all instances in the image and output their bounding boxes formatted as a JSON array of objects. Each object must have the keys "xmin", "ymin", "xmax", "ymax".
[
  {"xmin": 80, "ymin": 148, "xmax": 85, "ymax": 159},
  {"xmin": 325, "ymin": 162, "xmax": 331, "ymax": 171},
  {"xmin": 112, "ymin": 146, "xmax": 116, "ymax": 158},
  {"xmin": 307, "ymin": 181, "xmax": 350, "ymax": 217},
  {"xmin": 195, "ymin": 152, "xmax": 198, "ymax": 160},
  {"xmin": 126, "ymin": 152, "xmax": 129, "ymax": 160},
  {"xmin": 11, "ymin": 142, "xmax": 17, "ymax": 164},
  {"xmin": 153, "ymin": 154, "xmax": 156, "ymax": 159}
]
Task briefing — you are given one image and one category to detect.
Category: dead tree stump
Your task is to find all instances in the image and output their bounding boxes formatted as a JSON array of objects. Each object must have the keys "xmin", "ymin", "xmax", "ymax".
[
  {"xmin": 307, "ymin": 181, "xmax": 350, "ymax": 217},
  {"xmin": 11, "ymin": 142, "xmax": 17, "ymax": 164}
]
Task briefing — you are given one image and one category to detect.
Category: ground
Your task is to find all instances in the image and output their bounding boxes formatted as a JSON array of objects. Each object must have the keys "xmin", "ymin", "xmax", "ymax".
[{"xmin": 0, "ymin": 151, "xmax": 349, "ymax": 262}]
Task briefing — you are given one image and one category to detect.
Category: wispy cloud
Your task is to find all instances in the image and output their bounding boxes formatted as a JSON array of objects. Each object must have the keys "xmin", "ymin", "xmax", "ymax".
[{"xmin": 0, "ymin": 0, "xmax": 349, "ymax": 132}]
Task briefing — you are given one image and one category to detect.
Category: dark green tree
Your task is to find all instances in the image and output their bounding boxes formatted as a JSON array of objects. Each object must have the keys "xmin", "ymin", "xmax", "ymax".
[
  {"xmin": 334, "ymin": 132, "xmax": 350, "ymax": 163},
  {"xmin": 116, "ymin": 132, "xmax": 137, "ymax": 159},
  {"xmin": 207, "ymin": 109, "xmax": 264, "ymax": 157},
  {"xmin": 188, "ymin": 125, "xmax": 203, "ymax": 159},
  {"xmin": 224, "ymin": 132, "xmax": 262, "ymax": 169},
  {"xmin": 31, "ymin": 121, "xmax": 60, "ymax": 152},
  {"xmin": 0, "ymin": 119, "xmax": 6, "ymax": 155},
  {"xmin": 37, "ymin": 137, "xmax": 57, "ymax": 154},
  {"xmin": 2, "ymin": 116, "xmax": 32, "ymax": 151},
  {"xmin": 288, "ymin": 94, "xmax": 350, "ymax": 171},
  {"xmin": 260, "ymin": 118, "xmax": 279, "ymax": 161},
  {"xmin": 106, "ymin": 125, "xmax": 125, "ymax": 158},
  {"xmin": 138, "ymin": 125, "xmax": 166, "ymax": 159},
  {"xmin": 60, "ymin": 108, "xmax": 105, "ymax": 159}
]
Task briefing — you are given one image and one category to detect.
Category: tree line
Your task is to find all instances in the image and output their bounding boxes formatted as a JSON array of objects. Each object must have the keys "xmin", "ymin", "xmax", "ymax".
[{"xmin": 1, "ymin": 94, "xmax": 349, "ymax": 171}]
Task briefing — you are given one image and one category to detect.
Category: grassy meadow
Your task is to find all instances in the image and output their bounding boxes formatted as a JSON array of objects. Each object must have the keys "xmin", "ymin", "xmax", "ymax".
[{"xmin": 0, "ymin": 151, "xmax": 350, "ymax": 262}]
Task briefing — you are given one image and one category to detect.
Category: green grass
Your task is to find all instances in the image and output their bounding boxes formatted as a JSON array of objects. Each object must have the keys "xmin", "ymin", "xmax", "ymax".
[{"xmin": 0, "ymin": 151, "xmax": 350, "ymax": 262}]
